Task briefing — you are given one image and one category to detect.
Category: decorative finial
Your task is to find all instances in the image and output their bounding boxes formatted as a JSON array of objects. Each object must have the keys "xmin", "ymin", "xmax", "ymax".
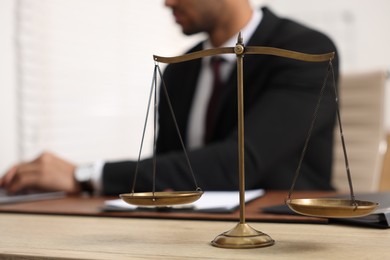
[
  {"xmin": 235, "ymin": 32, "xmax": 244, "ymax": 55},
  {"xmin": 237, "ymin": 32, "xmax": 243, "ymax": 45}
]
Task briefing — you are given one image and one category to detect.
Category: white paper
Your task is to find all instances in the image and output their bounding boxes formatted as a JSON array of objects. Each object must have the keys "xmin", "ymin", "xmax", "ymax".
[{"xmin": 104, "ymin": 189, "xmax": 264, "ymax": 212}]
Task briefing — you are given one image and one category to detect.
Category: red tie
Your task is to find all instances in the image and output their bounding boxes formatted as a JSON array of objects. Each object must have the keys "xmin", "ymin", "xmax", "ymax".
[{"xmin": 204, "ymin": 56, "xmax": 224, "ymax": 144}]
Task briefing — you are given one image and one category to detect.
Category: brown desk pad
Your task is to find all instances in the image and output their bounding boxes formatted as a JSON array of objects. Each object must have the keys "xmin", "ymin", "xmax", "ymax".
[{"xmin": 0, "ymin": 191, "xmax": 335, "ymax": 224}]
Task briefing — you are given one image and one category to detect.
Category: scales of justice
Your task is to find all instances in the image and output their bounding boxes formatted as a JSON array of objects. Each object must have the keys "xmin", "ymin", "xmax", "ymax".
[{"xmin": 120, "ymin": 33, "xmax": 378, "ymax": 249}]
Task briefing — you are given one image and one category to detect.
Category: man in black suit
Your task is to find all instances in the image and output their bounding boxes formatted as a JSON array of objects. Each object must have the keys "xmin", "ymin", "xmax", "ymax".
[{"xmin": 1, "ymin": 0, "xmax": 339, "ymax": 195}]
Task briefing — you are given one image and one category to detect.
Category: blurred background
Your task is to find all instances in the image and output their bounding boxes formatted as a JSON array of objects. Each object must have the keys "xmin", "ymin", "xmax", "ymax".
[{"xmin": 1, "ymin": 0, "xmax": 389, "ymax": 175}]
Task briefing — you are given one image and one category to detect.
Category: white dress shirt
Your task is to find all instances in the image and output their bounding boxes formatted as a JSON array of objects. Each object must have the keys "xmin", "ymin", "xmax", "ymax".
[{"xmin": 187, "ymin": 9, "xmax": 263, "ymax": 149}]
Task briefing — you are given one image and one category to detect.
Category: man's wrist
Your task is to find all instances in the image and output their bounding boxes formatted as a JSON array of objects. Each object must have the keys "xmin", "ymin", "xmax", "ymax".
[
  {"xmin": 74, "ymin": 164, "xmax": 95, "ymax": 194},
  {"xmin": 74, "ymin": 161, "xmax": 104, "ymax": 195}
]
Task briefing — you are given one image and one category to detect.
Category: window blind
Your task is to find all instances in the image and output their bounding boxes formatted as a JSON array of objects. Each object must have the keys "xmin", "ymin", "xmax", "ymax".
[{"xmin": 16, "ymin": 0, "xmax": 202, "ymax": 164}]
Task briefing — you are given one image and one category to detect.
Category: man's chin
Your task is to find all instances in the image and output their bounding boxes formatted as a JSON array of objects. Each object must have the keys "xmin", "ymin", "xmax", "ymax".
[{"xmin": 181, "ymin": 28, "xmax": 201, "ymax": 36}]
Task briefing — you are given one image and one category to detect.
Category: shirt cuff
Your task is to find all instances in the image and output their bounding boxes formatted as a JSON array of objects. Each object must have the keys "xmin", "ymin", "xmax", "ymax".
[
  {"xmin": 75, "ymin": 160, "xmax": 104, "ymax": 195},
  {"xmin": 90, "ymin": 160, "xmax": 104, "ymax": 194}
]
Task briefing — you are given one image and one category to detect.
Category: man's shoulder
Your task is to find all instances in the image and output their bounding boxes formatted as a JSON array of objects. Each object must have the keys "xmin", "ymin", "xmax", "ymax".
[{"xmin": 260, "ymin": 7, "xmax": 336, "ymax": 51}]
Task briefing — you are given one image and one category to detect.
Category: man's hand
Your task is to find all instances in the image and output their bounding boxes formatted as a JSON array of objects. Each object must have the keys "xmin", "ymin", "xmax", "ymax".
[{"xmin": 0, "ymin": 152, "xmax": 80, "ymax": 194}]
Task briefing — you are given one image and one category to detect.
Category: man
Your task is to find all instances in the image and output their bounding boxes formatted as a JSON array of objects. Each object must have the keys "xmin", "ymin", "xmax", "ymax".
[{"xmin": 0, "ymin": 0, "xmax": 339, "ymax": 195}]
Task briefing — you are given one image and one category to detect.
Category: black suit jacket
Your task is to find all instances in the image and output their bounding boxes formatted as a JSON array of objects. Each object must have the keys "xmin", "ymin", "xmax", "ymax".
[{"xmin": 102, "ymin": 7, "xmax": 339, "ymax": 195}]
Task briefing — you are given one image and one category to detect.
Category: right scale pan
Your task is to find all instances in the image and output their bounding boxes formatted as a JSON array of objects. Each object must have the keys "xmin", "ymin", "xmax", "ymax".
[{"xmin": 286, "ymin": 198, "xmax": 378, "ymax": 218}]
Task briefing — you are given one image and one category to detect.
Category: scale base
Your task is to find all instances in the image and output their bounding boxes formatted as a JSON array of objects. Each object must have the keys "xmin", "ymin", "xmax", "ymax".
[{"xmin": 211, "ymin": 223, "xmax": 275, "ymax": 249}]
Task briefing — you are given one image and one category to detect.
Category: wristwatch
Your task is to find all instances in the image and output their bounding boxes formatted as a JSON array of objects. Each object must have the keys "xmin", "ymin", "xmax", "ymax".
[{"xmin": 74, "ymin": 164, "xmax": 94, "ymax": 194}]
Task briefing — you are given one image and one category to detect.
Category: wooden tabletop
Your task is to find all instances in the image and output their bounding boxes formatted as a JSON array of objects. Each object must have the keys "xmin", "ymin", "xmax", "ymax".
[
  {"xmin": 1, "ymin": 190, "xmax": 389, "ymax": 259},
  {"xmin": 0, "ymin": 213, "xmax": 389, "ymax": 260}
]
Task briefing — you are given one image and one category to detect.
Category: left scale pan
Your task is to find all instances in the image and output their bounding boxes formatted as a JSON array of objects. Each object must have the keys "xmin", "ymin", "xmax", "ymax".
[{"xmin": 120, "ymin": 191, "xmax": 204, "ymax": 207}]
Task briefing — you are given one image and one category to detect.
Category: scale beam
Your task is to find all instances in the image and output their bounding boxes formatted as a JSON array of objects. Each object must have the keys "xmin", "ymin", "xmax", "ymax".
[{"xmin": 154, "ymin": 46, "xmax": 334, "ymax": 64}]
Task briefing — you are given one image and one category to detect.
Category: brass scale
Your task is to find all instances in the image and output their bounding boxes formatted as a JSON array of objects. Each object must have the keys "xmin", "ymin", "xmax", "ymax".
[{"xmin": 120, "ymin": 33, "xmax": 378, "ymax": 249}]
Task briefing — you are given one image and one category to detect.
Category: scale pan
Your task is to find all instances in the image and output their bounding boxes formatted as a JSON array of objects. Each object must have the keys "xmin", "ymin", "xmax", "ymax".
[
  {"xmin": 286, "ymin": 198, "xmax": 378, "ymax": 218},
  {"xmin": 120, "ymin": 190, "xmax": 203, "ymax": 207}
]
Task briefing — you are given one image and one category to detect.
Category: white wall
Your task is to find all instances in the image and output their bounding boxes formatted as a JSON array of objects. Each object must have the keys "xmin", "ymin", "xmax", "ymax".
[
  {"xmin": 0, "ymin": 0, "xmax": 18, "ymax": 174},
  {"xmin": 1, "ymin": 0, "xmax": 390, "ymax": 175}
]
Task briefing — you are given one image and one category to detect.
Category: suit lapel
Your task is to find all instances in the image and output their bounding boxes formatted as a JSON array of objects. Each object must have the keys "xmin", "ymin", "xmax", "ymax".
[{"xmin": 243, "ymin": 7, "xmax": 281, "ymax": 79}]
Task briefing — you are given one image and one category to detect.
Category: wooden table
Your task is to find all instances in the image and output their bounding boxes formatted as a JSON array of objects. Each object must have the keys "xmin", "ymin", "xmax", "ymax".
[
  {"xmin": 1, "ymin": 191, "xmax": 389, "ymax": 259},
  {"xmin": 1, "ymin": 213, "xmax": 389, "ymax": 259}
]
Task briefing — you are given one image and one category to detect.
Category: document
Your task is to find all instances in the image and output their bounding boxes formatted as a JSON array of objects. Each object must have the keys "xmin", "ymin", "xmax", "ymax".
[
  {"xmin": 0, "ymin": 188, "xmax": 65, "ymax": 204},
  {"xmin": 104, "ymin": 189, "xmax": 265, "ymax": 213}
]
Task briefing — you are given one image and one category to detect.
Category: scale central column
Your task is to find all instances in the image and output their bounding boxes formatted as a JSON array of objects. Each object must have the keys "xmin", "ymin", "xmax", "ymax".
[{"xmin": 211, "ymin": 34, "xmax": 275, "ymax": 249}]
